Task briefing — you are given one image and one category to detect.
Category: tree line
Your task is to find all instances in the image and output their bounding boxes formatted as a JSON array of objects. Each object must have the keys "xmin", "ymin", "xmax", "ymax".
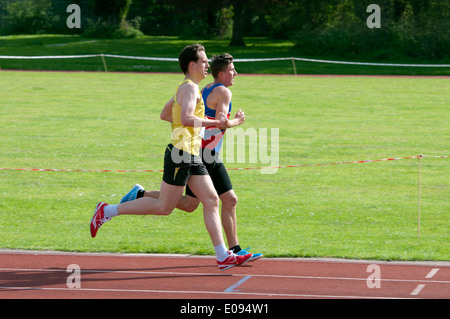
[{"xmin": 0, "ymin": 0, "xmax": 448, "ymax": 60}]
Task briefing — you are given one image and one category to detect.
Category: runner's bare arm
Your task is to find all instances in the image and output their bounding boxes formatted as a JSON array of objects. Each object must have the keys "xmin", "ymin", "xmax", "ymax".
[
  {"xmin": 214, "ymin": 88, "xmax": 244, "ymax": 130},
  {"xmin": 160, "ymin": 97, "xmax": 174, "ymax": 122}
]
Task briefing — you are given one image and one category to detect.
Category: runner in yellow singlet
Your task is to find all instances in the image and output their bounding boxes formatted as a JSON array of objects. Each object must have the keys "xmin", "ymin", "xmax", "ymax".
[
  {"xmin": 170, "ymin": 79, "xmax": 204, "ymax": 156},
  {"xmin": 89, "ymin": 44, "xmax": 252, "ymax": 271},
  {"xmin": 130, "ymin": 54, "xmax": 262, "ymax": 262}
]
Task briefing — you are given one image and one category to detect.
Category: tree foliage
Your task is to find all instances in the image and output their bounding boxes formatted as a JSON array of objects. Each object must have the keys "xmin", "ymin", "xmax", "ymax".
[
  {"xmin": 91, "ymin": 0, "xmax": 132, "ymax": 26},
  {"xmin": 0, "ymin": 0, "xmax": 448, "ymax": 60},
  {"xmin": 265, "ymin": 0, "xmax": 449, "ymax": 59}
]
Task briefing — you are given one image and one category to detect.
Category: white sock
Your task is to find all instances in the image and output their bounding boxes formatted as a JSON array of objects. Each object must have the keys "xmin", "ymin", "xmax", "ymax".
[
  {"xmin": 214, "ymin": 243, "xmax": 229, "ymax": 262},
  {"xmin": 104, "ymin": 204, "xmax": 119, "ymax": 219}
]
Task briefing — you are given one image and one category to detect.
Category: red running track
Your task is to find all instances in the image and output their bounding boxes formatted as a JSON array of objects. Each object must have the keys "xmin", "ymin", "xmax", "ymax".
[{"xmin": 0, "ymin": 250, "xmax": 448, "ymax": 300}]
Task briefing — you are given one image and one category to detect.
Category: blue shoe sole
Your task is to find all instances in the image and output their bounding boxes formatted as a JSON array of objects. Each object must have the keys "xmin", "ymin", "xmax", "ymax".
[{"xmin": 120, "ymin": 184, "xmax": 144, "ymax": 204}]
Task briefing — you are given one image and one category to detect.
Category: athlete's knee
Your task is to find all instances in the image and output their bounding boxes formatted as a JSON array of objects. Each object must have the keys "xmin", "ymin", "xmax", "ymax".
[
  {"xmin": 157, "ymin": 206, "xmax": 173, "ymax": 215},
  {"xmin": 176, "ymin": 195, "xmax": 199, "ymax": 213},
  {"xmin": 156, "ymin": 201, "xmax": 176, "ymax": 215},
  {"xmin": 221, "ymin": 191, "xmax": 238, "ymax": 209},
  {"xmin": 179, "ymin": 201, "xmax": 199, "ymax": 213},
  {"xmin": 227, "ymin": 193, "xmax": 238, "ymax": 208},
  {"xmin": 202, "ymin": 193, "xmax": 220, "ymax": 209},
  {"xmin": 184, "ymin": 202, "xmax": 200, "ymax": 213}
]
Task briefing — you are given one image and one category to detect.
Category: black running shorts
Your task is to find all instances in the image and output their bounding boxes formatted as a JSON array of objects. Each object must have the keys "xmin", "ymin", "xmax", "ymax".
[
  {"xmin": 162, "ymin": 144, "xmax": 208, "ymax": 186},
  {"xmin": 185, "ymin": 149, "xmax": 233, "ymax": 198}
]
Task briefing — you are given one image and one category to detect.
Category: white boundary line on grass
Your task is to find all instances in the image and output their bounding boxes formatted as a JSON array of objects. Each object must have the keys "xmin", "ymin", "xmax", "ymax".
[{"xmin": 0, "ymin": 54, "xmax": 449, "ymax": 67}]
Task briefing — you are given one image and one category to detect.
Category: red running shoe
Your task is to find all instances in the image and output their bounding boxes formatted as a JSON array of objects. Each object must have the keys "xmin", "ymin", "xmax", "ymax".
[
  {"xmin": 90, "ymin": 202, "xmax": 110, "ymax": 238},
  {"xmin": 217, "ymin": 250, "xmax": 252, "ymax": 271}
]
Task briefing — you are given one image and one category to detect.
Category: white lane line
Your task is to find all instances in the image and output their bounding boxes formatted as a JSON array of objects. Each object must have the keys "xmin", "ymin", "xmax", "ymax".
[
  {"xmin": 224, "ymin": 276, "xmax": 252, "ymax": 292},
  {"xmin": 410, "ymin": 268, "xmax": 441, "ymax": 296},
  {"xmin": 410, "ymin": 284, "xmax": 426, "ymax": 296},
  {"xmin": 425, "ymin": 268, "xmax": 439, "ymax": 279},
  {"xmin": 0, "ymin": 268, "xmax": 448, "ymax": 284},
  {"xmin": 0, "ymin": 286, "xmax": 410, "ymax": 299}
]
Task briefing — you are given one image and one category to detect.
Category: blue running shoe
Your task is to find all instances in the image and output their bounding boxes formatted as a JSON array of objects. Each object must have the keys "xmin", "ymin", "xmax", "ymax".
[
  {"xmin": 120, "ymin": 184, "xmax": 144, "ymax": 204},
  {"xmin": 237, "ymin": 247, "xmax": 262, "ymax": 262}
]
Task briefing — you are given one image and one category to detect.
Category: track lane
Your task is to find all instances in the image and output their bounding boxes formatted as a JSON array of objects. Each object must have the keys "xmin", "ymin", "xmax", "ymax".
[{"xmin": 0, "ymin": 250, "xmax": 448, "ymax": 299}]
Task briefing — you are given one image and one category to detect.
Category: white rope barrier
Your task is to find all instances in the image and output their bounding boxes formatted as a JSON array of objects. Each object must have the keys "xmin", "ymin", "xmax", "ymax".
[
  {"xmin": 290, "ymin": 57, "xmax": 450, "ymax": 68},
  {"xmin": 0, "ymin": 54, "xmax": 449, "ymax": 73},
  {"xmin": 0, "ymin": 54, "xmax": 100, "ymax": 59}
]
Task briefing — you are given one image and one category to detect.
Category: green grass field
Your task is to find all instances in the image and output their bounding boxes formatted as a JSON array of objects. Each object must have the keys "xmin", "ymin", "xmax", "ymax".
[
  {"xmin": 1, "ymin": 35, "xmax": 449, "ymax": 75},
  {"xmin": 0, "ymin": 70, "xmax": 449, "ymax": 261}
]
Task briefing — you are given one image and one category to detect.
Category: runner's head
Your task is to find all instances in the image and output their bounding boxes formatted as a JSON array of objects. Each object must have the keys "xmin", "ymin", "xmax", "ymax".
[
  {"xmin": 211, "ymin": 54, "xmax": 233, "ymax": 78},
  {"xmin": 179, "ymin": 43, "xmax": 207, "ymax": 76},
  {"xmin": 211, "ymin": 53, "xmax": 237, "ymax": 87}
]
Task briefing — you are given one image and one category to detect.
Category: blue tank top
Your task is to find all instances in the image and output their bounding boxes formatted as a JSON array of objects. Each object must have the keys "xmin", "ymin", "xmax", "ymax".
[{"xmin": 201, "ymin": 83, "xmax": 232, "ymax": 153}]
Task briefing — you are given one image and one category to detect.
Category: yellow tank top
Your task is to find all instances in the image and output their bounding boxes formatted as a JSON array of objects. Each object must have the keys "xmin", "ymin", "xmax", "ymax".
[{"xmin": 171, "ymin": 79, "xmax": 205, "ymax": 156}]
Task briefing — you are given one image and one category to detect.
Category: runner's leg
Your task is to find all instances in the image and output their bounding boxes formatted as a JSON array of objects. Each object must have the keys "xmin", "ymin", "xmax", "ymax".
[
  {"xmin": 219, "ymin": 189, "xmax": 239, "ymax": 248},
  {"xmin": 187, "ymin": 175, "xmax": 223, "ymax": 247},
  {"xmin": 144, "ymin": 190, "xmax": 200, "ymax": 212},
  {"xmin": 118, "ymin": 181, "xmax": 184, "ymax": 216}
]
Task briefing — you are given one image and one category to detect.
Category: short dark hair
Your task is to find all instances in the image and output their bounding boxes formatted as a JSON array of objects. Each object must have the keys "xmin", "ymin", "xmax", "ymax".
[
  {"xmin": 211, "ymin": 53, "xmax": 233, "ymax": 79},
  {"xmin": 178, "ymin": 43, "xmax": 205, "ymax": 74}
]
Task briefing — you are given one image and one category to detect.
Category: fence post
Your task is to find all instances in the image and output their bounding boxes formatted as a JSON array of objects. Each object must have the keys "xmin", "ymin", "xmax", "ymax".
[
  {"xmin": 291, "ymin": 57, "xmax": 297, "ymax": 75},
  {"xmin": 101, "ymin": 54, "xmax": 108, "ymax": 72},
  {"xmin": 417, "ymin": 154, "xmax": 423, "ymax": 237}
]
